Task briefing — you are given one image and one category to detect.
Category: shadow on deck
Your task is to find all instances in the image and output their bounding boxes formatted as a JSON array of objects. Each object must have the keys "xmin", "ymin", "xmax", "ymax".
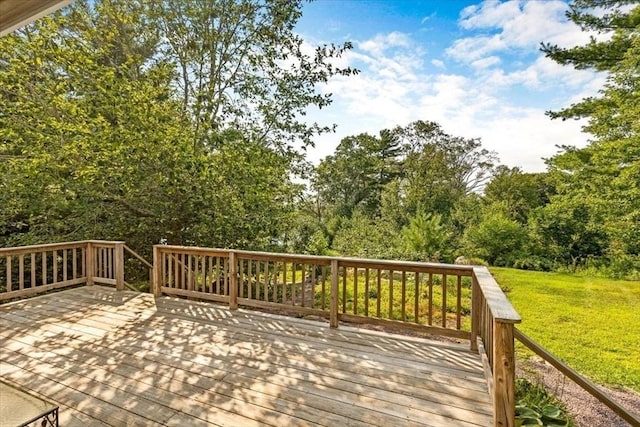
[{"xmin": 0, "ymin": 286, "xmax": 492, "ymax": 426}]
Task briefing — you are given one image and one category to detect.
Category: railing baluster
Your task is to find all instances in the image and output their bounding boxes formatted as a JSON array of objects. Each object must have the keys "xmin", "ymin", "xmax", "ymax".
[
  {"xmin": 291, "ymin": 262, "xmax": 296, "ymax": 306},
  {"xmin": 72, "ymin": 248, "xmax": 77, "ymax": 280},
  {"xmin": 18, "ymin": 254, "xmax": 24, "ymax": 291},
  {"xmin": 310, "ymin": 263, "xmax": 316, "ymax": 308},
  {"xmin": 215, "ymin": 256, "xmax": 221, "ymax": 294},
  {"xmin": 321, "ymin": 265, "xmax": 327, "ymax": 310},
  {"xmin": 442, "ymin": 273, "xmax": 447, "ymax": 328},
  {"xmin": 272, "ymin": 261, "xmax": 278, "ymax": 303},
  {"xmin": 193, "ymin": 255, "xmax": 200, "ymax": 291},
  {"xmin": 353, "ymin": 267, "xmax": 358, "ymax": 315},
  {"xmin": 223, "ymin": 256, "xmax": 229, "ymax": 296},
  {"xmin": 376, "ymin": 269, "xmax": 381, "ymax": 318},
  {"xmin": 457, "ymin": 275, "xmax": 462, "ymax": 330},
  {"xmin": 388, "ymin": 270, "xmax": 394, "ymax": 320},
  {"xmin": 62, "ymin": 250, "xmax": 67, "ymax": 282},
  {"xmin": 263, "ymin": 261, "xmax": 269, "ymax": 302},
  {"xmin": 31, "ymin": 253, "xmax": 36, "ymax": 288},
  {"xmin": 207, "ymin": 256, "xmax": 213, "ymax": 293},
  {"xmin": 428, "ymin": 272, "xmax": 433, "ymax": 325},
  {"xmin": 401, "ymin": 271, "xmax": 406, "ymax": 322},
  {"xmin": 414, "ymin": 272, "xmax": 420, "ymax": 324},
  {"xmin": 282, "ymin": 262, "xmax": 287, "ymax": 304},
  {"xmin": 330, "ymin": 259, "xmax": 338, "ymax": 328},
  {"xmin": 364, "ymin": 268, "xmax": 369, "ymax": 317},
  {"xmin": 200, "ymin": 255, "xmax": 206, "ymax": 292},
  {"xmin": 342, "ymin": 267, "xmax": 347, "ymax": 313},
  {"xmin": 53, "ymin": 250, "xmax": 58, "ymax": 284}
]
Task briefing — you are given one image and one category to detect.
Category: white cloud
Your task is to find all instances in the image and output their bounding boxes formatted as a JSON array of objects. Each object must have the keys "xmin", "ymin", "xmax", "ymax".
[
  {"xmin": 431, "ymin": 59, "xmax": 445, "ymax": 69},
  {"xmin": 447, "ymin": 0, "xmax": 596, "ymax": 64},
  {"xmin": 459, "ymin": 0, "xmax": 522, "ymax": 29},
  {"xmin": 421, "ymin": 13, "xmax": 436, "ymax": 25},
  {"xmin": 471, "ymin": 55, "xmax": 501, "ymax": 69},
  {"xmin": 302, "ymin": 2, "xmax": 605, "ymax": 172},
  {"xmin": 446, "ymin": 35, "xmax": 505, "ymax": 62},
  {"xmin": 359, "ymin": 31, "xmax": 413, "ymax": 56}
]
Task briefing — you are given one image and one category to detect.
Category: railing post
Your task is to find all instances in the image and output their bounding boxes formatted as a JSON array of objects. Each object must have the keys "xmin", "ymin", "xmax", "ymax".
[
  {"xmin": 114, "ymin": 242, "xmax": 125, "ymax": 291},
  {"xmin": 330, "ymin": 259, "xmax": 339, "ymax": 328},
  {"xmin": 470, "ymin": 273, "xmax": 479, "ymax": 352},
  {"xmin": 152, "ymin": 245, "xmax": 162, "ymax": 297},
  {"xmin": 86, "ymin": 242, "xmax": 94, "ymax": 286},
  {"xmin": 229, "ymin": 251, "xmax": 238, "ymax": 310},
  {"xmin": 493, "ymin": 319, "xmax": 516, "ymax": 427}
]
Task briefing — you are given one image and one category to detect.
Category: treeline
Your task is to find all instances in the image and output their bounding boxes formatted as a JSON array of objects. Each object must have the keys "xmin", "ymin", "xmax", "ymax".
[
  {"xmin": 0, "ymin": 0, "xmax": 638, "ymax": 280},
  {"xmin": 0, "ymin": 0, "xmax": 354, "ymax": 253},
  {"xmin": 297, "ymin": 119, "xmax": 638, "ymax": 279}
]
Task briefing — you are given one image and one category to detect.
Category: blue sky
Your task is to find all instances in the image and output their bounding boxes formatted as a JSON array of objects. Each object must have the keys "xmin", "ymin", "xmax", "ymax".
[{"xmin": 295, "ymin": 0, "xmax": 605, "ymax": 172}]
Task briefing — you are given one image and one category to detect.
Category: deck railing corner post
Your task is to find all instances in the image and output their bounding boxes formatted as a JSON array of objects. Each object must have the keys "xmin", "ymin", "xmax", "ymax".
[
  {"xmin": 493, "ymin": 319, "xmax": 516, "ymax": 427},
  {"xmin": 229, "ymin": 250, "xmax": 238, "ymax": 310},
  {"xmin": 329, "ymin": 258, "xmax": 339, "ymax": 328},
  {"xmin": 152, "ymin": 245, "xmax": 162, "ymax": 297},
  {"xmin": 114, "ymin": 242, "xmax": 125, "ymax": 291},
  {"xmin": 86, "ymin": 241, "xmax": 94, "ymax": 286}
]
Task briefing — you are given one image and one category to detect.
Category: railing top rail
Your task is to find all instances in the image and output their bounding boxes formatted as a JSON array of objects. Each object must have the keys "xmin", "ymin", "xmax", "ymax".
[
  {"xmin": 0, "ymin": 241, "xmax": 88, "ymax": 255},
  {"xmin": 514, "ymin": 328, "xmax": 640, "ymax": 426},
  {"xmin": 0, "ymin": 240, "xmax": 126, "ymax": 256},
  {"xmin": 473, "ymin": 266, "xmax": 521, "ymax": 323},
  {"xmin": 85, "ymin": 240, "xmax": 126, "ymax": 245},
  {"xmin": 156, "ymin": 245, "xmax": 476, "ymax": 273}
]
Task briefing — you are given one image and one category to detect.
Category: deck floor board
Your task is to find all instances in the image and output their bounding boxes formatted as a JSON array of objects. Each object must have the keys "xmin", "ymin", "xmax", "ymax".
[{"xmin": 0, "ymin": 286, "xmax": 492, "ymax": 426}]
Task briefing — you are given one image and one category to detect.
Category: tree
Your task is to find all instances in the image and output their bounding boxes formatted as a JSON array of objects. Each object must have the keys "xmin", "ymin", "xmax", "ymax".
[
  {"xmin": 313, "ymin": 130, "xmax": 403, "ymax": 219},
  {"xmin": 396, "ymin": 120, "xmax": 497, "ymax": 219},
  {"xmin": 484, "ymin": 166, "xmax": 553, "ymax": 224},
  {"xmin": 542, "ymin": 0, "xmax": 639, "ymax": 269},
  {"xmin": 0, "ymin": 0, "xmax": 303, "ymax": 255},
  {"xmin": 148, "ymin": 0, "xmax": 357, "ymax": 152},
  {"xmin": 400, "ymin": 212, "xmax": 449, "ymax": 262},
  {"xmin": 541, "ymin": 0, "xmax": 638, "ymax": 73},
  {"xmin": 0, "ymin": 1, "xmax": 189, "ymax": 248},
  {"xmin": 529, "ymin": 198, "xmax": 608, "ymax": 269},
  {"xmin": 331, "ymin": 213, "xmax": 398, "ymax": 259},
  {"xmin": 463, "ymin": 205, "xmax": 529, "ymax": 266}
]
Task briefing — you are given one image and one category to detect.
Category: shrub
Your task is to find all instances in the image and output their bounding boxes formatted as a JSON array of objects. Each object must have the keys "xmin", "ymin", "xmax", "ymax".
[
  {"xmin": 463, "ymin": 210, "xmax": 528, "ymax": 266},
  {"xmin": 515, "ymin": 378, "xmax": 573, "ymax": 426},
  {"xmin": 513, "ymin": 256, "xmax": 554, "ymax": 272}
]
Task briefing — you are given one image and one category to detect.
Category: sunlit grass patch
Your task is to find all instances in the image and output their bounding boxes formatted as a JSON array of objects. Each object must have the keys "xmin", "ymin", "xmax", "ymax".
[{"xmin": 492, "ymin": 267, "xmax": 640, "ymax": 392}]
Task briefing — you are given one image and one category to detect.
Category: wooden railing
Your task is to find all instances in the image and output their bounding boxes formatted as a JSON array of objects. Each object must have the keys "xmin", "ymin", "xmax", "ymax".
[
  {"xmin": 472, "ymin": 266, "xmax": 521, "ymax": 427},
  {"xmin": 151, "ymin": 245, "xmax": 521, "ymax": 426},
  {"xmin": 6, "ymin": 240, "xmax": 638, "ymax": 426},
  {"xmin": 2, "ymin": 241, "xmax": 524, "ymax": 426},
  {"xmin": 0, "ymin": 240, "xmax": 131, "ymax": 301},
  {"xmin": 152, "ymin": 246, "xmax": 474, "ymax": 336},
  {"xmin": 514, "ymin": 329, "xmax": 640, "ymax": 426}
]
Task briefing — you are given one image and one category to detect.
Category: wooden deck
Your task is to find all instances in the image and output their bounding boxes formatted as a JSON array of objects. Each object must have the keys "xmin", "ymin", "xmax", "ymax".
[{"xmin": 0, "ymin": 286, "xmax": 492, "ymax": 427}]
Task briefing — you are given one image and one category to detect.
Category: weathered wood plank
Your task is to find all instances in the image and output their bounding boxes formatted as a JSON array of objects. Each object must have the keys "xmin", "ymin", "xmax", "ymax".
[
  {"xmin": 1, "ymin": 292, "xmax": 485, "ymax": 382},
  {"xmin": 2, "ymin": 316, "xmax": 489, "ymax": 427},
  {"xmin": 0, "ymin": 287, "xmax": 493, "ymax": 427}
]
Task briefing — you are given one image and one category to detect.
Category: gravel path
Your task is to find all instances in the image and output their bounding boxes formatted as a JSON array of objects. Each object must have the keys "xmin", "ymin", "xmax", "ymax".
[{"xmin": 519, "ymin": 358, "xmax": 640, "ymax": 426}]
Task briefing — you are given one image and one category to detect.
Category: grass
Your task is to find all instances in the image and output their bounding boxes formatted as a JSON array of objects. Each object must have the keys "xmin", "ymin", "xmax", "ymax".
[
  {"xmin": 334, "ymin": 271, "xmax": 472, "ymax": 329},
  {"xmin": 491, "ymin": 267, "xmax": 640, "ymax": 392},
  {"xmin": 231, "ymin": 266, "xmax": 473, "ymax": 329}
]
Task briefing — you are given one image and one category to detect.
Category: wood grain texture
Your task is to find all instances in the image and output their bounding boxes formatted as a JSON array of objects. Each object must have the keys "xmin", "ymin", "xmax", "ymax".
[
  {"xmin": 1, "ymin": 286, "xmax": 492, "ymax": 427},
  {"xmin": 493, "ymin": 321, "xmax": 515, "ymax": 427},
  {"xmin": 472, "ymin": 267, "xmax": 520, "ymax": 323}
]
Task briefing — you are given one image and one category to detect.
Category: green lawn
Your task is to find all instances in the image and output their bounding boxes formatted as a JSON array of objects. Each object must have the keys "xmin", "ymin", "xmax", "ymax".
[{"xmin": 491, "ymin": 267, "xmax": 640, "ymax": 392}]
